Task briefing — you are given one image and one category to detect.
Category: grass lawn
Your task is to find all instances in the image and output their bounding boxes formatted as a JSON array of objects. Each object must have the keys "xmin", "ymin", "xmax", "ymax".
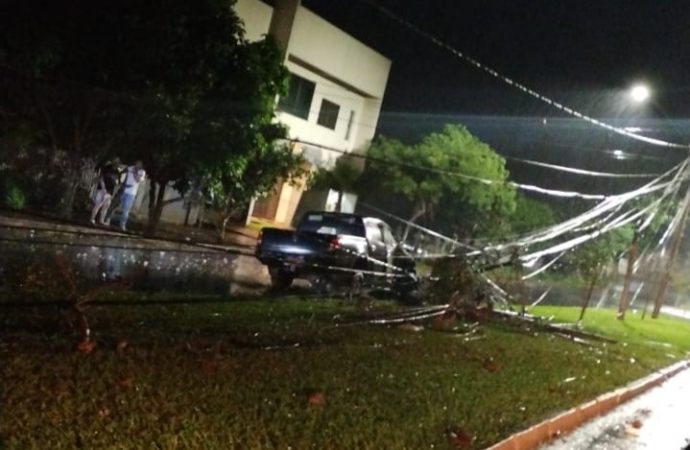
[
  {"xmin": 2, "ymin": 300, "xmax": 689, "ymax": 450},
  {"xmin": 530, "ymin": 305, "xmax": 690, "ymax": 357}
]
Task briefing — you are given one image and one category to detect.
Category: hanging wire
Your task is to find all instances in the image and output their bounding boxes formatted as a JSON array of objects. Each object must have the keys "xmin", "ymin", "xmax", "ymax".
[
  {"xmin": 358, "ymin": 0, "xmax": 690, "ymax": 149},
  {"xmin": 504, "ymin": 156, "xmax": 662, "ymax": 178},
  {"xmin": 291, "ymin": 138, "xmax": 632, "ymax": 201}
]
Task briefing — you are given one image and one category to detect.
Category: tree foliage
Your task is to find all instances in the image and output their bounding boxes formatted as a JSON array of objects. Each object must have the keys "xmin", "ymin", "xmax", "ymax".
[
  {"xmin": 206, "ymin": 141, "xmax": 309, "ymax": 239},
  {"xmin": 362, "ymin": 124, "xmax": 516, "ymax": 239},
  {"xmin": 568, "ymin": 225, "xmax": 634, "ymax": 279},
  {"xmin": 309, "ymin": 155, "xmax": 362, "ymax": 212},
  {"xmin": 509, "ymin": 195, "xmax": 559, "ymax": 236},
  {"xmin": 0, "ymin": 0, "xmax": 303, "ymax": 232}
]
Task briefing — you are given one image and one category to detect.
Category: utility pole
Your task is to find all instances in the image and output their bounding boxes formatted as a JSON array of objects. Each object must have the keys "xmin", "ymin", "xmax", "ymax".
[
  {"xmin": 650, "ymin": 184, "xmax": 690, "ymax": 318},
  {"xmin": 617, "ymin": 230, "xmax": 639, "ymax": 320}
]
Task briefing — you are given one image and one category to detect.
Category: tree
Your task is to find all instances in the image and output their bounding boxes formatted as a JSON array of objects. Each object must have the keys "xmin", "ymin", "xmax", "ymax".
[
  {"xmin": 569, "ymin": 225, "xmax": 633, "ymax": 322},
  {"xmin": 363, "ymin": 124, "xmax": 516, "ymax": 240},
  {"xmin": 0, "ymin": 0, "xmax": 135, "ymax": 217},
  {"xmin": 206, "ymin": 141, "xmax": 310, "ymax": 240},
  {"xmin": 618, "ymin": 195, "xmax": 677, "ymax": 319},
  {"xmin": 508, "ymin": 195, "xmax": 558, "ymax": 236},
  {"xmin": 1, "ymin": 0, "xmax": 301, "ymax": 232},
  {"xmin": 308, "ymin": 155, "xmax": 362, "ymax": 212}
]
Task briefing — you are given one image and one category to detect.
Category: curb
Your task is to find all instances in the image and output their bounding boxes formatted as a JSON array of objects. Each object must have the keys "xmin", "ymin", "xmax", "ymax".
[{"xmin": 484, "ymin": 359, "xmax": 690, "ymax": 450}]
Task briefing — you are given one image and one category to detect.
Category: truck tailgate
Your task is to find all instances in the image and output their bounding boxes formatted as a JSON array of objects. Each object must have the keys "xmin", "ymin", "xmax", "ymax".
[{"xmin": 257, "ymin": 228, "xmax": 330, "ymax": 259}]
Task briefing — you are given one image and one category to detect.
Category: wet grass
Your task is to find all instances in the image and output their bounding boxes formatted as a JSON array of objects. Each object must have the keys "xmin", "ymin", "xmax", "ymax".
[
  {"xmin": 531, "ymin": 305, "xmax": 690, "ymax": 358},
  {"xmin": 2, "ymin": 300, "xmax": 690, "ymax": 450}
]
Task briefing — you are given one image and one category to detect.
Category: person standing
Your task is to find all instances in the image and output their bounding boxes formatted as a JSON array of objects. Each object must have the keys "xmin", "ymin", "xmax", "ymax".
[
  {"xmin": 90, "ymin": 160, "xmax": 121, "ymax": 226},
  {"xmin": 118, "ymin": 160, "xmax": 145, "ymax": 231}
]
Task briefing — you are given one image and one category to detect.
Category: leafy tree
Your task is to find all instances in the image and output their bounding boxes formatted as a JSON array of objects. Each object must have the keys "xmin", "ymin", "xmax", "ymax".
[
  {"xmin": 0, "ymin": 1, "xmax": 134, "ymax": 217},
  {"xmin": 309, "ymin": 155, "xmax": 362, "ymax": 212},
  {"xmin": 363, "ymin": 124, "xmax": 516, "ymax": 240},
  {"xmin": 205, "ymin": 141, "xmax": 309, "ymax": 240},
  {"xmin": 508, "ymin": 195, "xmax": 558, "ymax": 236},
  {"xmin": 614, "ymin": 195, "xmax": 678, "ymax": 319},
  {"xmin": 1, "ymin": 0, "xmax": 301, "ymax": 232},
  {"xmin": 568, "ymin": 225, "xmax": 633, "ymax": 321},
  {"xmin": 129, "ymin": 27, "xmax": 294, "ymax": 233}
]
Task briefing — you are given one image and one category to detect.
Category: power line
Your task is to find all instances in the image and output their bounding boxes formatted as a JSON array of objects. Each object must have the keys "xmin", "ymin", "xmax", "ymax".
[
  {"xmin": 358, "ymin": 0, "xmax": 690, "ymax": 150},
  {"xmin": 504, "ymin": 156, "xmax": 661, "ymax": 178},
  {"xmin": 289, "ymin": 138, "xmax": 660, "ymax": 201}
]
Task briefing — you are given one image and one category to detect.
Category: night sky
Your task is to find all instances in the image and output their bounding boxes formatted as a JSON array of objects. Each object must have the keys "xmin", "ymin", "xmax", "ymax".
[
  {"xmin": 302, "ymin": 0, "xmax": 690, "ymax": 117},
  {"xmin": 301, "ymin": 0, "xmax": 690, "ymax": 192}
]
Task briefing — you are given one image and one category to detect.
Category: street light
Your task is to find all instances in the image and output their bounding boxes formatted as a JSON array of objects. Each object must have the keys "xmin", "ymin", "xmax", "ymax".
[{"xmin": 630, "ymin": 84, "xmax": 651, "ymax": 103}]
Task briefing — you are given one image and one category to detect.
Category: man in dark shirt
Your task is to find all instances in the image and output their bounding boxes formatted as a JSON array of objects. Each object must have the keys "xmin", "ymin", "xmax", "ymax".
[{"xmin": 90, "ymin": 161, "xmax": 121, "ymax": 226}]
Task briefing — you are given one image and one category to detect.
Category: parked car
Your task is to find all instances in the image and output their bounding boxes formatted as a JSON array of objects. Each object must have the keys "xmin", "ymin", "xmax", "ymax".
[{"xmin": 254, "ymin": 211, "xmax": 418, "ymax": 295}]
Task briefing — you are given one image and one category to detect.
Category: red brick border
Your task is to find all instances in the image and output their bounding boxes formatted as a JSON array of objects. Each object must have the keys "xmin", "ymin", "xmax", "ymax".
[{"xmin": 484, "ymin": 359, "xmax": 690, "ymax": 450}]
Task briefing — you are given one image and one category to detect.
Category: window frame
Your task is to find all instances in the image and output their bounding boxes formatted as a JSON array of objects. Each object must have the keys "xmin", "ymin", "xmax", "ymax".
[
  {"xmin": 345, "ymin": 110, "xmax": 355, "ymax": 140},
  {"xmin": 316, "ymin": 98, "xmax": 340, "ymax": 130},
  {"xmin": 278, "ymin": 73, "xmax": 315, "ymax": 120}
]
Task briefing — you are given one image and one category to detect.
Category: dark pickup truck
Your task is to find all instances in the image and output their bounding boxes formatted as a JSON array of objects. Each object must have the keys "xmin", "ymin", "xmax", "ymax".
[{"xmin": 255, "ymin": 211, "xmax": 418, "ymax": 294}]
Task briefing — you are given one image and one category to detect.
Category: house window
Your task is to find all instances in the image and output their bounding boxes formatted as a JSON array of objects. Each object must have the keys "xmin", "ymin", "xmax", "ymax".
[
  {"xmin": 278, "ymin": 73, "xmax": 315, "ymax": 120},
  {"xmin": 317, "ymin": 99, "xmax": 340, "ymax": 130},
  {"xmin": 345, "ymin": 110, "xmax": 355, "ymax": 140}
]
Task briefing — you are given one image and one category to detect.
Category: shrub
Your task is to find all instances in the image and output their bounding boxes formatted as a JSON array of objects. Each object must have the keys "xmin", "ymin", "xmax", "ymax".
[{"xmin": 0, "ymin": 173, "xmax": 27, "ymax": 209}]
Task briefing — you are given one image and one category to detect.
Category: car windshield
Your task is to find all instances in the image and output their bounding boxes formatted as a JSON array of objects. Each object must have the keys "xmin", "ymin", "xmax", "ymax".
[{"xmin": 298, "ymin": 213, "xmax": 365, "ymax": 236}]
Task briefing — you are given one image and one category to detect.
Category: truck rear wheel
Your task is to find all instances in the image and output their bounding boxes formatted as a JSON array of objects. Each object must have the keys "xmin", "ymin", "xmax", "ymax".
[{"xmin": 269, "ymin": 268, "xmax": 294, "ymax": 291}]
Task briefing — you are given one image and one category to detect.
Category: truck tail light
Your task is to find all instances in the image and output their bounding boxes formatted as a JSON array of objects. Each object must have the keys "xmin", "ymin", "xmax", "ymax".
[
  {"xmin": 329, "ymin": 237, "xmax": 341, "ymax": 251},
  {"xmin": 257, "ymin": 230, "xmax": 263, "ymax": 246}
]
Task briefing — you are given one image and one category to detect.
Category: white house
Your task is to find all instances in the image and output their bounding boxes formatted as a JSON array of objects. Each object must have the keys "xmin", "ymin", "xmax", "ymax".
[
  {"xmin": 237, "ymin": 0, "xmax": 391, "ymax": 226},
  {"xmin": 136, "ymin": 0, "xmax": 390, "ymax": 228}
]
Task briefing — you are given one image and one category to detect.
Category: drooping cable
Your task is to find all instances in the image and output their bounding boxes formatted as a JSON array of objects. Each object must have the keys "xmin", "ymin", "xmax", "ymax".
[
  {"xmin": 291, "ymin": 138, "xmax": 632, "ymax": 201},
  {"xmin": 505, "ymin": 156, "xmax": 662, "ymax": 178},
  {"xmin": 359, "ymin": 0, "xmax": 690, "ymax": 149}
]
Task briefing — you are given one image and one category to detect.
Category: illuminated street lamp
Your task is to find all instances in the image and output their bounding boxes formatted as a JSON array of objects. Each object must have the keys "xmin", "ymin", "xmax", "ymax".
[{"xmin": 630, "ymin": 84, "xmax": 651, "ymax": 103}]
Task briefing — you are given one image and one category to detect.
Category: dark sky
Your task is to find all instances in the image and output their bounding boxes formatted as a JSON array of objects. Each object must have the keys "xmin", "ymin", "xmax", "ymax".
[
  {"xmin": 302, "ymin": 0, "xmax": 690, "ymax": 118},
  {"xmin": 300, "ymin": 0, "xmax": 690, "ymax": 191}
]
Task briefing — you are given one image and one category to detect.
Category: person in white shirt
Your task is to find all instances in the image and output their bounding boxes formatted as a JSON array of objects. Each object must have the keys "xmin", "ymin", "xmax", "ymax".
[{"xmin": 118, "ymin": 160, "xmax": 145, "ymax": 231}]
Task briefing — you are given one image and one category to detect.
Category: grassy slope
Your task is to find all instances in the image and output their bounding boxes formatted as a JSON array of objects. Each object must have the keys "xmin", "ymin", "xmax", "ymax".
[
  {"xmin": 531, "ymin": 306, "xmax": 690, "ymax": 356},
  {"xmin": 2, "ymin": 301, "xmax": 689, "ymax": 450}
]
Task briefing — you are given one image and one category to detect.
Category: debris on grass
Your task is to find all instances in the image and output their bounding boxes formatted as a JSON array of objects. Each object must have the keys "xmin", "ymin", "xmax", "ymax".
[
  {"xmin": 397, "ymin": 323, "xmax": 424, "ymax": 332},
  {"xmin": 4, "ymin": 300, "xmax": 690, "ymax": 450},
  {"xmin": 116, "ymin": 340, "xmax": 128, "ymax": 353},
  {"xmin": 445, "ymin": 426, "xmax": 474, "ymax": 448},
  {"xmin": 77, "ymin": 339, "xmax": 95, "ymax": 354},
  {"xmin": 483, "ymin": 357, "xmax": 502, "ymax": 373},
  {"xmin": 114, "ymin": 379, "xmax": 135, "ymax": 390},
  {"xmin": 308, "ymin": 392, "xmax": 325, "ymax": 406}
]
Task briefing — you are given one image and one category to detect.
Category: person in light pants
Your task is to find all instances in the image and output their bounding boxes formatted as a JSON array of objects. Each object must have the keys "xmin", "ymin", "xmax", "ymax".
[
  {"xmin": 119, "ymin": 160, "xmax": 145, "ymax": 231},
  {"xmin": 90, "ymin": 161, "xmax": 121, "ymax": 226}
]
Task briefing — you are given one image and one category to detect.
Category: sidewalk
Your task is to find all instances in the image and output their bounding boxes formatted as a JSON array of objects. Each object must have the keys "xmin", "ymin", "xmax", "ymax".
[
  {"xmin": 0, "ymin": 211, "xmax": 256, "ymax": 252},
  {"xmin": 539, "ymin": 365, "xmax": 690, "ymax": 450},
  {"xmin": 0, "ymin": 211, "xmax": 271, "ymax": 290}
]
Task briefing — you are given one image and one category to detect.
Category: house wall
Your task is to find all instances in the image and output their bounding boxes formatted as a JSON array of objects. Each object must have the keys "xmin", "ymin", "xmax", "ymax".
[
  {"xmin": 288, "ymin": 7, "xmax": 390, "ymax": 100},
  {"xmin": 146, "ymin": 0, "xmax": 390, "ymax": 227},
  {"xmin": 238, "ymin": 0, "xmax": 390, "ymax": 226},
  {"xmin": 130, "ymin": 180, "xmax": 202, "ymax": 226},
  {"xmin": 234, "ymin": 0, "xmax": 273, "ymax": 42}
]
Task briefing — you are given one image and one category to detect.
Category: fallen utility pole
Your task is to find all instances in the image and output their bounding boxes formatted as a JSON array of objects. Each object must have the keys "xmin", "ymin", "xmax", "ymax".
[{"xmin": 650, "ymin": 183, "xmax": 690, "ymax": 319}]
